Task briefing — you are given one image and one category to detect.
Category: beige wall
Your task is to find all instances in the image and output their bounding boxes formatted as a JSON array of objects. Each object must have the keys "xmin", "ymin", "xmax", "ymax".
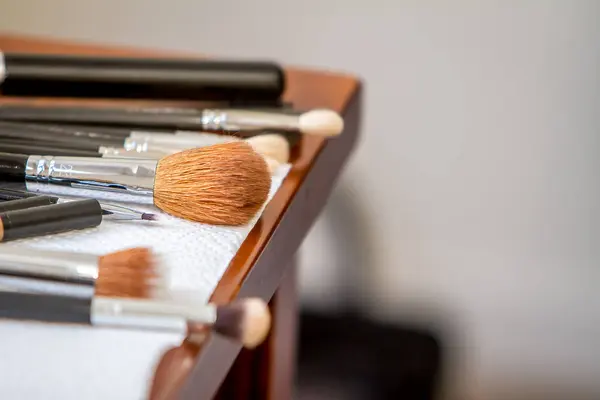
[{"xmin": 2, "ymin": 1, "xmax": 600, "ymax": 398}]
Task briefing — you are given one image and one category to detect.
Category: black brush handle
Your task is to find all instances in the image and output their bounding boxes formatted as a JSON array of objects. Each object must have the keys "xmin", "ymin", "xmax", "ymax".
[
  {"xmin": 0, "ymin": 199, "xmax": 102, "ymax": 241},
  {"xmin": 0, "ymin": 196, "xmax": 57, "ymax": 212},
  {"xmin": 0, "ymin": 291, "xmax": 91, "ymax": 324},
  {"xmin": 0, "ymin": 105, "xmax": 303, "ymax": 145},
  {"xmin": 0, "ymin": 53, "xmax": 285, "ymax": 102},
  {"xmin": 0, "ymin": 136, "xmax": 109, "ymax": 152},
  {"xmin": 0, "ymin": 104, "xmax": 206, "ymax": 130},
  {"xmin": 0, "ymin": 188, "xmax": 38, "ymax": 201},
  {"xmin": 0, "ymin": 152, "xmax": 28, "ymax": 184},
  {"xmin": 0, "ymin": 142, "xmax": 102, "ymax": 157},
  {"xmin": 0, "ymin": 121, "xmax": 125, "ymax": 147}
]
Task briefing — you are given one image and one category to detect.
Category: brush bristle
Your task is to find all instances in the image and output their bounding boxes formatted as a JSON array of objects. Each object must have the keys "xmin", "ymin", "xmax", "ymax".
[
  {"xmin": 153, "ymin": 142, "xmax": 272, "ymax": 225},
  {"xmin": 245, "ymin": 134, "xmax": 290, "ymax": 164},
  {"xmin": 214, "ymin": 298, "xmax": 271, "ymax": 349},
  {"xmin": 263, "ymin": 157, "xmax": 281, "ymax": 174},
  {"xmin": 298, "ymin": 109, "xmax": 344, "ymax": 137},
  {"xmin": 97, "ymin": 247, "xmax": 157, "ymax": 298},
  {"xmin": 142, "ymin": 213, "xmax": 159, "ymax": 221}
]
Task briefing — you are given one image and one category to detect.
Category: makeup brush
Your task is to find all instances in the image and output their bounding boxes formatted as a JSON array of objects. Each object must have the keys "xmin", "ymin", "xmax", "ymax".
[
  {"xmin": 0, "ymin": 246, "xmax": 158, "ymax": 299},
  {"xmin": 0, "ymin": 193, "xmax": 157, "ymax": 221},
  {"xmin": 0, "ymin": 104, "xmax": 344, "ymax": 137},
  {"xmin": 0, "ymin": 136, "xmax": 285, "ymax": 174},
  {"xmin": 0, "ymin": 290, "xmax": 271, "ymax": 347},
  {"xmin": 0, "ymin": 52, "xmax": 284, "ymax": 102},
  {"xmin": 0, "ymin": 141, "xmax": 272, "ymax": 225},
  {"xmin": 0, "ymin": 122, "xmax": 290, "ymax": 166},
  {"xmin": 0, "ymin": 199, "xmax": 154, "ymax": 241},
  {"xmin": 0, "ymin": 136, "xmax": 286, "ymax": 174}
]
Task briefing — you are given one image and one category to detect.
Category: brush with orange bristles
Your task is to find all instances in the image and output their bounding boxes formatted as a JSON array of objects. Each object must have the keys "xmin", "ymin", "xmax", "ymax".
[
  {"xmin": 0, "ymin": 246, "xmax": 160, "ymax": 299},
  {"xmin": 0, "ymin": 246, "xmax": 272, "ymax": 347},
  {"xmin": 0, "ymin": 141, "xmax": 272, "ymax": 225}
]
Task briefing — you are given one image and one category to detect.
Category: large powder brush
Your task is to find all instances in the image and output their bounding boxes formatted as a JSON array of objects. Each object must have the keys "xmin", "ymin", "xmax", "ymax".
[{"xmin": 0, "ymin": 141, "xmax": 272, "ymax": 225}]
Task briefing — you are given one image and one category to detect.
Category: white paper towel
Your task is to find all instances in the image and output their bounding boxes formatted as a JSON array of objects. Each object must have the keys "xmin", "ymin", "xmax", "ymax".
[{"xmin": 0, "ymin": 134, "xmax": 291, "ymax": 400}]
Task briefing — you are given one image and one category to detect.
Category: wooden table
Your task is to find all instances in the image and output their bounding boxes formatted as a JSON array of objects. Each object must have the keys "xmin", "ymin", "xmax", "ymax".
[{"xmin": 0, "ymin": 34, "xmax": 362, "ymax": 399}]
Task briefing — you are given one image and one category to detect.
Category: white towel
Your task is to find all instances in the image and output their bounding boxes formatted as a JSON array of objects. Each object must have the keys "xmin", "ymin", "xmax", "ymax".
[{"xmin": 0, "ymin": 134, "xmax": 291, "ymax": 400}]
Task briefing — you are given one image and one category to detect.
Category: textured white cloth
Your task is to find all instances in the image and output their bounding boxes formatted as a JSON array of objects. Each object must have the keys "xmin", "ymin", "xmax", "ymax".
[{"xmin": 0, "ymin": 134, "xmax": 290, "ymax": 400}]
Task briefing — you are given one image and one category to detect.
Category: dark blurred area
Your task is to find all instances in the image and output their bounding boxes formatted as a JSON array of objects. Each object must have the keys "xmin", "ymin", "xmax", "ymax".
[{"xmin": 297, "ymin": 309, "xmax": 441, "ymax": 400}]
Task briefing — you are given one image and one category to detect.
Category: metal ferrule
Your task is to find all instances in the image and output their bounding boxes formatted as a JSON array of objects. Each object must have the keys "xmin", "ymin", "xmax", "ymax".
[
  {"xmin": 24, "ymin": 155, "xmax": 158, "ymax": 197},
  {"xmin": 202, "ymin": 109, "xmax": 300, "ymax": 132},
  {"xmin": 0, "ymin": 51, "xmax": 5, "ymax": 83},
  {"xmin": 126, "ymin": 132, "xmax": 237, "ymax": 155},
  {"xmin": 91, "ymin": 297, "xmax": 217, "ymax": 332},
  {"xmin": 127, "ymin": 132, "xmax": 197, "ymax": 147},
  {"xmin": 124, "ymin": 137, "xmax": 191, "ymax": 155},
  {"xmin": 0, "ymin": 247, "xmax": 97, "ymax": 299},
  {"xmin": 98, "ymin": 146, "xmax": 165, "ymax": 160}
]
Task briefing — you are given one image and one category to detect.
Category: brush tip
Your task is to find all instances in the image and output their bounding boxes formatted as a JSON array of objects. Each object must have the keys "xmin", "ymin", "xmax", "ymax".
[
  {"xmin": 97, "ymin": 247, "xmax": 158, "ymax": 298},
  {"xmin": 142, "ymin": 213, "xmax": 159, "ymax": 221},
  {"xmin": 215, "ymin": 298, "xmax": 271, "ymax": 348},
  {"xmin": 263, "ymin": 157, "xmax": 281, "ymax": 174},
  {"xmin": 298, "ymin": 109, "xmax": 344, "ymax": 137},
  {"xmin": 245, "ymin": 134, "xmax": 290, "ymax": 165}
]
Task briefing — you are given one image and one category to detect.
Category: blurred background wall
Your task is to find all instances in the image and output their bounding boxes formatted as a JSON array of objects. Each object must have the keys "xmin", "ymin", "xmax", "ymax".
[{"xmin": 1, "ymin": 1, "xmax": 599, "ymax": 399}]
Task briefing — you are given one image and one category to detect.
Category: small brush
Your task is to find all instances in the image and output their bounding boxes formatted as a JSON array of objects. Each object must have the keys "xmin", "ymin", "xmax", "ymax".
[
  {"xmin": 0, "ymin": 246, "xmax": 158, "ymax": 299},
  {"xmin": 0, "ymin": 199, "xmax": 153, "ymax": 241},
  {"xmin": 0, "ymin": 193, "xmax": 157, "ymax": 221},
  {"xmin": 0, "ymin": 141, "xmax": 272, "ymax": 225},
  {"xmin": 0, "ymin": 104, "xmax": 344, "ymax": 137}
]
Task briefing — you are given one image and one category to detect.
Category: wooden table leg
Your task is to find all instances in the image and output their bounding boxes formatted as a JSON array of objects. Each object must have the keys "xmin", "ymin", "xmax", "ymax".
[{"xmin": 216, "ymin": 257, "xmax": 298, "ymax": 399}]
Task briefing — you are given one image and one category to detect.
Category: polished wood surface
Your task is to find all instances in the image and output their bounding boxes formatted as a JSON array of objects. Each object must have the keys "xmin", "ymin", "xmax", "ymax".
[
  {"xmin": 215, "ymin": 257, "xmax": 298, "ymax": 400},
  {"xmin": 0, "ymin": 33, "xmax": 362, "ymax": 399}
]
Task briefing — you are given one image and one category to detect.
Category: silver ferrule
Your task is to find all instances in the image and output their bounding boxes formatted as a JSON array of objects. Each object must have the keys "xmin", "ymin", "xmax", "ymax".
[
  {"xmin": 128, "ymin": 132, "xmax": 199, "ymax": 147},
  {"xmin": 0, "ymin": 247, "xmax": 97, "ymax": 299},
  {"xmin": 98, "ymin": 146, "xmax": 166, "ymax": 160},
  {"xmin": 124, "ymin": 136, "xmax": 193, "ymax": 155},
  {"xmin": 91, "ymin": 297, "xmax": 217, "ymax": 333},
  {"xmin": 25, "ymin": 155, "xmax": 158, "ymax": 198},
  {"xmin": 0, "ymin": 51, "xmax": 5, "ymax": 83},
  {"xmin": 202, "ymin": 109, "xmax": 300, "ymax": 132},
  {"xmin": 126, "ymin": 132, "xmax": 238, "ymax": 155}
]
